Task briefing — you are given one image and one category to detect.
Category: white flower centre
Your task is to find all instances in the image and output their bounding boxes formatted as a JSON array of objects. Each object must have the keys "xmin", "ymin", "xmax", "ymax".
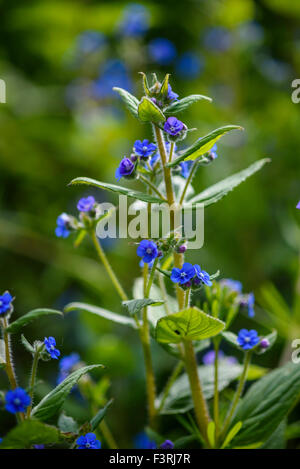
[
  {"xmin": 244, "ymin": 337, "xmax": 250, "ymax": 343},
  {"xmin": 142, "ymin": 146, "xmax": 148, "ymax": 152},
  {"xmin": 14, "ymin": 398, "xmax": 21, "ymax": 405},
  {"xmin": 180, "ymin": 272, "xmax": 186, "ymax": 277},
  {"xmin": 146, "ymin": 248, "xmax": 152, "ymax": 254}
]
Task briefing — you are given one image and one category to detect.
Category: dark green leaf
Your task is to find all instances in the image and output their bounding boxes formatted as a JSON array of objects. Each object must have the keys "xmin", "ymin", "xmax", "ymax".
[
  {"xmin": 261, "ymin": 421, "xmax": 286, "ymax": 449},
  {"xmin": 32, "ymin": 365, "xmax": 103, "ymax": 421},
  {"xmin": 58, "ymin": 413, "xmax": 79, "ymax": 434},
  {"xmin": 90, "ymin": 399, "xmax": 113, "ymax": 431},
  {"xmin": 0, "ymin": 420, "xmax": 60, "ymax": 449},
  {"xmin": 65, "ymin": 302, "xmax": 137, "ymax": 328},
  {"xmin": 138, "ymin": 96, "xmax": 166, "ymax": 124},
  {"xmin": 21, "ymin": 334, "xmax": 34, "ymax": 354},
  {"xmin": 69, "ymin": 177, "xmax": 163, "ymax": 204},
  {"xmin": 6, "ymin": 308, "xmax": 63, "ymax": 334},
  {"xmin": 113, "ymin": 87, "xmax": 139, "ymax": 118},
  {"xmin": 123, "ymin": 298, "xmax": 164, "ymax": 317},
  {"xmin": 165, "ymin": 94, "xmax": 212, "ymax": 115}
]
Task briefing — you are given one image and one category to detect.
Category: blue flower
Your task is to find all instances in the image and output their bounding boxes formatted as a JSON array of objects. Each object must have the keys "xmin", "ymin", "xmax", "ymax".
[
  {"xmin": 0, "ymin": 438, "xmax": 2, "ymax": 444},
  {"xmin": 194, "ymin": 265, "xmax": 212, "ymax": 286},
  {"xmin": 76, "ymin": 433, "xmax": 101, "ymax": 449},
  {"xmin": 203, "ymin": 27, "xmax": 233, "ymax": 52},
  {"xmin": 179, "ymin": 161, "xmax": 193, "ymax": 178},
  {"xmin": 247, "ymin": 293, "xmax": 255, "ymax": 318},
  {"xmin": 160, "ymin": 439, "xmax": 174, "ymax": 449},
  {"xmin": 164, "ymin": 117, "xmax": 184, "ymax": 136},
  {"xmin": 167, "ymin": 84, "xmax": 179, "ymax": 101},
  {"xmin": 0, "ymin": 291, "xmax": 14, "ymax": 315},
  {"xmin": 176, "ymin": 52, "xmax": 204, "ymax": 79},
  {"xmin": 115, "ymin": 157, "xmax": 135, "ymax": 181},
  {"xmin": 55, "ymin": 213, "xmax": 71, "ymax": 238},
  {"xmin": 148, "ymin": 38, "xmax": 176, "ymax": 65},
  {"xmin": 33, "ymin": 444, "xmax": 45, "ymax": 449},
  {"xmin": 118, "ymin": 4, "xmax": 150, "ymax": 37},
  {"xmin": 237, "ymin": 329, "xmax": 259, "ymax": 351},
  {"xmin": 209, "ymin": 144, "xmax": 218, "ymax": 160},
  {"xmin": 171, "ymin": 263, "xmax": 195, "ymax": 285},
  {"xmin": 77, "ymin": 196, "xmax": 95, "ymax": 212},
  {"xmin": 137, "ymin": 240, "xmax": 158, "ymax": 264},
  {"xmin": 92, "ymin": 59, "xmax": 132, "ymax": 99},
  {"xmin": 134, "ymin": 432, "xmax": 156, "ymax": 449},
  {"xmin": 220, "ymin": 278, "xmax": 242, "ymax": 294},
  {"xmin": 202, "ymin": 349, "xmax": 237, "ymax": 365},
  {"xmin": 44, "ymin": 337, "xmax": 61, "ymax": 360},
  {"xmin": 133, "ymin": 139, "xmax": 157, "ymax": 158},
  {"xmin": 57, "ymin": 353, "xmax": 80, "ymax": 383},
  {"xmin": 5, "ymin": 388, "xmax": 31, "ymax": 414},
  {"xmin": 76, "ymin": 31, "xmax": 106, "ymax": 54},
  {"xmin": 297, "ymin": 201, "xmax": 300, "ymax": 209}
]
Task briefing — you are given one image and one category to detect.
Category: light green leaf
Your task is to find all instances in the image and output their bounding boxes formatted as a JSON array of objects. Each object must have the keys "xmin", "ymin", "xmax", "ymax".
[
  {"xmin": 168, "ymin": 125, "xmax": 243, "ymax": 167},
  {"xmin": 221, "ymin": 421, "xmax": 242, "ymax": 449},
  {"xmin": 231, "ymin": 362, "xmax": 300, "ymax": 446},
  {"xmin": 90, "ymin": 399, "xmax": 113, "ymax": 431},
  {"xmin": 65, "ymin": 302, "xmax": 137, "ymax": 328},
  {"xmin": 0, "ymin": 420, "xmax": 60, "ymax": 449},
  {"xmin": 6, "ymin": 308, "xmax": 63, "ymax": 334},
  {"xmin": 58, "ymin": 413, "xmax": 79, "ymax": 434},
  {"xmin": 285, "ymin": 420, "xmax": 300, "ymax": 440},
  {"xmin": 69, "ymin": 177, "xmax": 163, "ymax": 204},
  {"xmin": 138, "ymin": 96, "xmax": 166, "ymax": 124},
  {"xmin": 123, "ymin": 298, "xmax": 164, "ymax": 317},
  {"xmin": 207, "ymin": 421, "xmax": 216, "ymax": 448},
  {"xmin": 165, "ymin": 94, "xmax": 212, "ymax": 115},
  {"xmin": 222, "ymin": 331, "xmax": 239, "ymax": 349},
  {"xmin": 159, "ymin": 74, "xmax": 170, "ymax": 98},
  {"xmin": 186, "ymin": 158, "xmax": 270, "ymax": 207},
  {"xmin": 0, "ymin": 339, "xmax": 6, "ymax": 368},
  {"xmin": 155, "ymin": 306, "xmax": 225, "ymax": 344},
  {"xmin": 32, "ymin": 365, "xmax": 103, "ymax": 421},
  {"xmin": 113, "ymin": 87, "xmax": 139, "ymax": 118}
]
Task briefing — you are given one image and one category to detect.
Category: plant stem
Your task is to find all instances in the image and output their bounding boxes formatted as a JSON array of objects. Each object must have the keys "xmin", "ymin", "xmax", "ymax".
[
  {"xmin": 179, "ymin": 159, "xmax": 198, "ymax": 205},
  {"xmin": 26, "ymin": 350, "xmax": 40, "ymax": 418},
  {"xmin": 99, "ymin": 419, "xmax": 118, "ymax": 449},
  {"xmin": 183, "ymin": 340, "xmax": 211, "ymax": 445},
  {"xmin": 221, "ymin": 351, "xmax": 252, "ymax": 440},
  {"xmin": 185, "ymin": 289, "xmax": 191, "ymax": 308},
  {"xmin": 213, "ymin": 340, "xmax": 220, "ymax": 442},
  {"xmin": 153, "ymin": 126, "xmax": 175, "ymax": 206},
  {"xmin": 168, "ymin": 141, "xmax": 175, "ymax": 163},
  {"xmin": 90, "ymin": 230, "xmax": 128, "ymax": 302},
  {"xmin": 138, "ymin": 174, "xmax": 167, "ymax": 201},
  {"xmin": 158, "ymin": 360, "xmax": 184, "ymax": 413}
]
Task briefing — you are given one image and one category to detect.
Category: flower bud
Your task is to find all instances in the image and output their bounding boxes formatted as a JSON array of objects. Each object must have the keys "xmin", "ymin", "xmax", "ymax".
[{"xmin": 260, "ymin": 338, "xmax": 270, "ymax": 349}]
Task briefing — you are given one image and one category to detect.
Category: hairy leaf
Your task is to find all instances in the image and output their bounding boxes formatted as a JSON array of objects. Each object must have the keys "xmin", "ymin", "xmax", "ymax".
[
  {"xmin": 123, "ymin": 298, "xmax": 164, "ymax": 317},
  {"xmin": 6, "ymin": 308, "xmax": 63, "ymax": 334},
  {"xmin": 113, "ymin": 87, "xmax": 139, "ymax": 118},
  {"xmin": 65, "ymin": 302, "xmax": 137, "ymax": 328},
  {"xmin": 165, "ymin": 94, "xmax": 212, "ymax": 115},
  {"xmin": 0, "ymin": 420, "xmax": 60, "ymax": 449},
  {"xmin": 138, "ymin": 96, "xmax": 166, "ymax": 124}
]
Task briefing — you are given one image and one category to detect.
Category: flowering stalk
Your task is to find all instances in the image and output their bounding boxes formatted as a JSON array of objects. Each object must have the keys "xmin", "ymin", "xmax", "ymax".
[
  {"xmin": 90, "ymin": 230, "xmax": 128, "ymax": 302},
  {"xmin": 26, "ymin": 349, "xmax": 40, "ymax": 418}
]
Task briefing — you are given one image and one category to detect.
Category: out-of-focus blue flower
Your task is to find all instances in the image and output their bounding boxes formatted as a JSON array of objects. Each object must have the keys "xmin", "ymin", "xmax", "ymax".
[
  {"xmin": 171, "ymin": 263, "xmax": 195, "ymax": 285},
  {"xmin": 176, "ymin": 52, "xmax": 204, "ymax": 79},
  {"xmin": 76, "ymin": 31, "xmax": 106, "ymax": 54},
  {"xmin": 237, "ymin": 329, "xmax": 259, "ymax": 351},
  {"xmin": 55, "ymin": 213, "xmax": 71, "ymax": 238},
  {"xmin": 133, "ymin": 139, "xmax": 157, "ymax": 158},
  {"xmin": 167, "ymin": 84, "xmax": 179, "ymax": 101},
  {"xmin": 203, "ymin": 27, "xmax": 233, "ymax": 52},
  {"xmin": 118, "ymin": 4, "xmax": 150, "ymax": 37},
  {"xmin": 5, "ymin": 388, "xmax": 31, "ymax": 414},
  {"xmin": 0, "ymin": 437, "xmax": 2, "ymax": 444},
  {"xmin": 137, "ymin": 240, "xmax": 158, "ymax": 264},
  {"xmin": 115, "ymin": 157, "xmax": 135, "ymax": 181},
  {"xmin": 202, "ymin": 349, "xmax": 237, "ymax": 365},
  {"xmin": 160, "ymin": 439, "xmax": 174, "ymax": 449},
  {"xmin": 164, "ymin": 117, "xmax": 184, "ymax": 136},
  {"xmin": 149, "ymin": 151, "xmax": 159, "ymax": 168},
  {"xmin": 179, "ymin": 161, "xmax": 193, "ymax": 178},
  {"xmin": 220, "ymin": 278, "xmax": 243, "ymax": 294},
  {"xmin": 76, "ymin": 433, "xmax": 101, "ymax": 449},
  {"xmin": 77, "ymin": 196, "xmax": 95, "ymax": 212},
  {"xmin": 194, "ymin": 265, "xmax": 212, "ymax": 286},
  {"xmin": 247, "ymin": 292, "xmax": 255, "ymax": 318},
  {"xmin": 58, "ymin": 353, "xmax": 80, "ymax": 383},
  {"xmin": 209, "ymin": 143, "xmax": 218, "ymax": 159},
  {"xmin": 297, "ymin": 201, "xmax": 300, "ymax": 209},
  {"xmin": 33, "ymin": 444, "xmax": 45, "ymax": 449},
  {"xmin": 255, "ymin": 54, "xmax": 291, "ymax": 85},
  {"xmin": 236, "ymin": 22, "xmax": 264, "ymax": 47},
  {"xmin": 148, "ymin": 38, "xmax": 176, "ymax": 65},
  {"xmin": 134, "ymin": 432, "xmax": 156, "ymax": 449},
  {"xmin": 92, "ymin": 59, "xmax": 132, "ymax": 99},
  {"xmin": 44, "ymin": 337, "xmax": 61, "ymax": 360},
  {"xmin": 0, "ymin": 291, "xmax": 14, "ymax": 315}
]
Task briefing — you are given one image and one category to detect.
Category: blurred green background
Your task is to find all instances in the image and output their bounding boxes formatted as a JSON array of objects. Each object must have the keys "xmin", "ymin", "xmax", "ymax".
[{"xmin": 0, "ymin": 0, "xmax": 300, "ymax": 447}]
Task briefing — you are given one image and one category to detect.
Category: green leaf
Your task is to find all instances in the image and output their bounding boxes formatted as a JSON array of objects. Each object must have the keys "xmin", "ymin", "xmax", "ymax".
[
  {"xmin": 221, "ymin": 421, "xmax": 243, "ymax": 449},
  {"xmin": 58, "ymin": 413, "xmax": 79, "ymax": 434},
  {"xmin": 158, "ymin": 363, "xmax": 243, "ymax": 414},
  {"xmin": 168, "ymin": 125, "xmax": 243, "ymax": 167},
  {"xmin": 138, "ymin": 96, "xmax": 166, "ymax": 124},
  {"xmin": 186, "ymin": 158, "xmax": 270, "ymax": 207},
  {"xmin": 90, "ymin": 399, "xmax": 113, "ymax": 431},
  {"xmin": 155, "ymin": 306, "xmax": 225, "ymax": 344},
  {"xmin": 207, "ymin": 421, "xmax": 216, "ymax": 448},
  {"xmin": 222, "ymin": 331, "xmax": 239, "ymax": 349},
  {"xmin": 69, "ymin": 177, "xmax": 163, "ymax": 204},
  {"xmin": 255, "ymin": 330, "xmax": 277, "ymax": 355},
  {"xmin": 65, "ymin": 302, "xmax": 137, "ymax": 328},
  {"xmin": 0, "ymin": 420, "xmax": 60, "ymax": 449},
  {"xmin": 21, "ymin": 334, "xmax": 34, "ymax": 354},
  {"xmin": 123, "ymin": 298, "xmax": 164, "ymax": 317},
  {"xmin": 113, "ymin": 87, "xmax": 139, "ymax": 118},
  {"xmin": 0, "ymin": 339, "xmax": 6, "ymax": 368},
  {"xmin": 164, "ymin": 94, "xmax": 212, "ymax": 115},
  {"xmin": 6, "ymin": 308, "xmax": 63, "ymax": 334},
  {"xmin": 32, "ymin": 365, "xmax": 103, "ymax": 421},
  {"xmin": 139, "ymin": 72, "xmax": 151, "ymax": 96},
  {"xmin": 285, "ymin": 420, "xmax": 300, "ymax": 440},
  {"xmin": 231, "ymin": 362, "xmax": 300, "ymax": 446},
  {"xmin": 159, "ymin": 73, "xmax": 170, "ymax": 98},
  {"xmin": 261, "ymin": 421, "xmax": 286, "ymax": 449}
]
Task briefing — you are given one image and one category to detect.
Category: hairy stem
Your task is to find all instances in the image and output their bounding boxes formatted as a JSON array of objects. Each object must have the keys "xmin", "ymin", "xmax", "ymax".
[
  {"xmin": 168, "ymin": 141, "xmax": 175, "ymax": 164},
  {"xmin": 179, "ymin": 159, "xmax": 198, "ymax": 205},
  {"xmin": 90, "ymin": 230, "xmax": 128, "ymax": 302},
  {"xmin": 153, "ymin": 125, "xmax": 175, "ymax": 206},
  {"xmin": 26, "ymin": 350, "xmax": 40, "ymax": 418}
]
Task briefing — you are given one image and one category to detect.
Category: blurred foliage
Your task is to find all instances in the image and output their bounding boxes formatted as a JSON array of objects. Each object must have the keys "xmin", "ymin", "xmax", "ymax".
[{"xmin": 0, "ymin": 0, "xmax": 300, "ymax": 447}]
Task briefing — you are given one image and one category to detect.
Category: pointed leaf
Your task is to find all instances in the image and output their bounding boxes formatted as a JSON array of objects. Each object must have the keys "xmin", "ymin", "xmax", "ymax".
[
  {"xmin": 138, "ymin": 96, "xmax": 166, "ymax": 124},
  {"xmin": 21, "ymin": 334, "xmax": 34, "ymax": 354},
  {"xmin": 69, "ymin": 177, "xmax": 163, "ymax": 204},
  {"xmin": 0, "ymin": 420, "xmax": 60, "ymax": 449},
  {"xmin": 6, "ymin": 308, "xmax": 63, "ymax": 334},
  {"xmin": 221, "ymin": 421, "xmax": 243, "ymax": 449},
  {"xmin": 155, "ymin": 306, "xmax": 225, "ymax": 344},
  {"xmin": 90, "ymin": 399, "xmax": 113, "ymax": 431},
  {"xmin": 123, "ymin": 299, "xmax": 164, "ymax": 317},
  {"xmin": 65, "ymin": 302, "xmax": 137, "ymax": 328},
  {"xmin": 32, "ymin": 365, "xmax": 103, "ymax": 421},
  {"xmin": 165, "ymin": 94, "xmax": 212, "ymax": 115},
  {"xmin": 113, "ymin": 87, "xmax": 139, "ymax": 118},
  {"xmin": 58, "ymin": 413, "xmax": 79, "ymax": 433},
  {"xmin": 168, "ymin": 125, "xmax": 243, "ymax": 167},
  {"xmin": 159, "ymin": 74, "xmax": 170, "ymax": 98}
]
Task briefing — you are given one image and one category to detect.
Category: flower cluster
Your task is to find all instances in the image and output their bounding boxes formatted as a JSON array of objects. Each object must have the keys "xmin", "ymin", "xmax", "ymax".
[
  {"xmin": 0, "ymin": 291, "xmax": 14, "ymax": 315},
  {"xmin": 5, "ymin": 388, "xmax": 31, "ymax": 414},
  {"xmin": 171, "ymin": 263, "xmax": 212, "ymax": 289},
  {"xmin": 44, "ymin": 337, "xmax": 61, "ymax": 360},
  {"xmin": 76, "ymin": 433, "xmax": 101, "ymax": 449}
]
